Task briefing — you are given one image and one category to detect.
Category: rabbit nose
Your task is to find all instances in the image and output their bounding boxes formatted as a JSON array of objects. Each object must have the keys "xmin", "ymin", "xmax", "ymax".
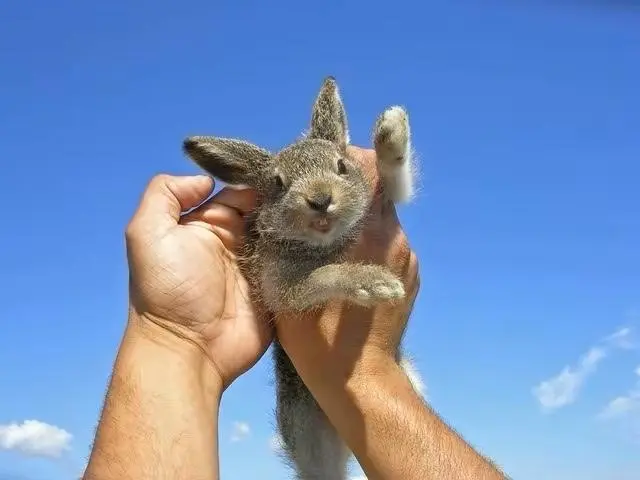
[{"xmin": 306, "ymin": 193, "xmax": 332, "ymax": 212}]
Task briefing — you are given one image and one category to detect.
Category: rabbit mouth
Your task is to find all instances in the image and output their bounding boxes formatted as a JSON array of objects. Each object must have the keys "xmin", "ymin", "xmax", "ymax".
[{"xmin": 309, "ymin": 217, "xmax": 334, "ymax": 234}]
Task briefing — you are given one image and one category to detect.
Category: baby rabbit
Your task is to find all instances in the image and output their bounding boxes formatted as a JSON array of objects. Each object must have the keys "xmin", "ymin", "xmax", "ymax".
[{"xmin": 183, "ymin": 76, "xmax": 422, "ymax": 480}]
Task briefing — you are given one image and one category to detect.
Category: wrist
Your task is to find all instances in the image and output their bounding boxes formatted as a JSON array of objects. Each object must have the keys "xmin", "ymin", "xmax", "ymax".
[
  {"xmin": 281, "ymin": 330, "xmax": 398, "ymax": 399},
  {"xmin": 125, "ymin": 308, "xmax": 224, "ymax": 401},
  {"xmin": 85, "ymin": 310, "xmax": 223, "ymax": 480}
]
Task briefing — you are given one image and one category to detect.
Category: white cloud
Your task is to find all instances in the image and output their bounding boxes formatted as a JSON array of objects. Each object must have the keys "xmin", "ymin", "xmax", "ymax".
[
  {"xmin": 598, "ymin": 365, "xmax": 640, "ymax": 420},
  {"xmin": 0, "ymin": 420, "xmax": 72, "ymax": 458},
  {"xmin": 230, "ymin": 421, "xmax": 250, "ymax": 442},
  {"xmin": 532, "ymin": 326, "xmax": 636, "ymax": 412},
  {"xmin": 532, "ymin": 346, "xmax": 606, "ymax": 411},
  {"xmin": 604, "ymin": 327, "xmax": 637, "ymax": 350}
]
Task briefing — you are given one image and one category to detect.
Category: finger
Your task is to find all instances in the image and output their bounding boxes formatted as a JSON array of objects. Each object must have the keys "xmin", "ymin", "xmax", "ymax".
[
  {"xmin": 182, "ymin": 202, "xmax": 245, "ymax": 251},
  {"xmin": 182, "ymin": 200, "xmax": 242, "ymax": 226},
  {"xmin": 346, "ymin": 146, "xmax": 379, "ymax": 194},
  {"xmin": 210, "ymin": 224, "xmax": 239, "ymax": 251},
  {"xmin": 342, "ymin": 146, "xmax": 397, "ymax": 258},
  {"xmin": 347, "ymin": 145, "xmax": 393, "ymax": 218},
  {"xmin": 380, "ymin": 196, "xmax": 399, "ymax": 224},
  {"xmin": 129, "ymin": 174, "xmax": 214, "ymax": 237},
  {"xmin": 209, "ymin": 186, "xmax": 258, "ymax": 216}
]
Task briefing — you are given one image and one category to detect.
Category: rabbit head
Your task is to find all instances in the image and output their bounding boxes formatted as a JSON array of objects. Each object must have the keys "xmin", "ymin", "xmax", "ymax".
[{"xmin": 183, "ymin": 76, "xmax": 370, "ymax": 247}]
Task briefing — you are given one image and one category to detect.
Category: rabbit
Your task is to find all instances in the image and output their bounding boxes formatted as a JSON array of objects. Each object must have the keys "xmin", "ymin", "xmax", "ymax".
[{"xmin": 183, "ymin": 76, "xmax": 423, "ymax": 480}]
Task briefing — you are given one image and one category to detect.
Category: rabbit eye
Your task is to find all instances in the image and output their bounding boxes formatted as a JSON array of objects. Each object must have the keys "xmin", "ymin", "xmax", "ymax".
[{"xmin": 337, "ymin": 158, "xmax": 347, "ymax": 175}]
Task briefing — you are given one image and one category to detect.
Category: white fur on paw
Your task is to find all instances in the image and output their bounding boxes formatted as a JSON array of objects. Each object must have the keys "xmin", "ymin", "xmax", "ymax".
[
  {"xmin": 371, "ymin": 278, "xmax": 405, "ymax": 299},
  {"xmin": 353, "ymin": 278, "xmax": 405, "ymax": 306},
  {"xmin": 374, "ymin": 106, "xmax": 414, "ymax": 203},
  {"xmin": 375, "ymin": 106, "xmax": 409, "ymax": 158},
  {"xmin": 381, "ymin": 106, "xmax": 407, "ymax": 129},
  {"xmin": 354, "ymin": 288, "xmax": 372, "ymax": 304}
]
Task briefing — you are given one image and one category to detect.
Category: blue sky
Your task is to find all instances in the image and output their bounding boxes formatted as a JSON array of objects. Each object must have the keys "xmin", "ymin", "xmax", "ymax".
[{"xmin": 1, "ymin": 1, "xmax": 639, "ymax": 479}]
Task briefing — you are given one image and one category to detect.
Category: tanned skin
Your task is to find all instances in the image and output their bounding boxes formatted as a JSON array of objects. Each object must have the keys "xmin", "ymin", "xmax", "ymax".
[
  {"xmin": 82, "ymin": 146, "xmax": 507, "ymax": 480},
  {"xmin": 83, "ymin": 174, "xmax": 270, "ymax": 480}
]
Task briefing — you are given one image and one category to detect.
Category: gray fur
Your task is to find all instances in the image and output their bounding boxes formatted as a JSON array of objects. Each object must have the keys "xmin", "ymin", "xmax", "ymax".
[{"xmin": 183, "ymin": 76, "xmax": 420, "ymax": 479}]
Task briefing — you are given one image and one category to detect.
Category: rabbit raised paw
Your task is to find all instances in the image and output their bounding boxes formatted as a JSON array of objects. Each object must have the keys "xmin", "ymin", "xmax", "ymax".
[{"xmin": 183, "ymin": 76, "xmax": 422, "ymax": 480}]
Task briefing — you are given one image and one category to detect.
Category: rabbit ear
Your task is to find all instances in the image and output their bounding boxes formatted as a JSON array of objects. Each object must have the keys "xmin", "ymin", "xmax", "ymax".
[
  {"xmin": 308, "ymin": 76, "xmax": 350, "ymax": 150},
  {"xmin": 183, "ymin": 136, "xmax": 272, "ymax": 187}
]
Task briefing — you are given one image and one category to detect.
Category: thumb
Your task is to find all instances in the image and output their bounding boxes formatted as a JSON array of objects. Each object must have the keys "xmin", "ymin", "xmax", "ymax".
[{"xmin": 129, "ymin": 174, "xmax": 214, "ymax": 237}]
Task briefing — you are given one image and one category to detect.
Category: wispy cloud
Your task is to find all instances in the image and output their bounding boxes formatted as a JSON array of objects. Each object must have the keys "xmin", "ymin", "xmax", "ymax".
[
  {"xmin": 532, "ymin": 327, "xmax": 636, "ymax": 412},
  {"xmin": 532, "ymin": 346, "xmax": 606, "ymax": 411},
  {"xmin": 598, "ymin": 365, "xmax": 640, "ymax": 420},
  {"xmin": 603, "ymin": 327, "xmax": 637, "ymax": 350},
  {"xmin": 230, "ymin": 421, "xmax": 251, "ymax": 442},
  {"xmin": 0, "ymin": 420, "xmax": 72, "ymax": 458}
]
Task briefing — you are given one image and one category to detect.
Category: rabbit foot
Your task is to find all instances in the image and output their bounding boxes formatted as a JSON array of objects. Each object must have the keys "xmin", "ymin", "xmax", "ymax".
[
  {"xmin": 373, "ymin": 106, "xmax": 414, "ymax": 203},
  {"xmin": 351, "ymin": 274, "xmax": 405, "ymax": 307},
  {"xmin": 374, "ymin": 106, "xmax": 410, "ymax": 166}
]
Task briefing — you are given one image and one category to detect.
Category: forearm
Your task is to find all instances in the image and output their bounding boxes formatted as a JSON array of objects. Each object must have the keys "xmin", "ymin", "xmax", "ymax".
[
  {"xmin": 296, "ymin": 351, "xmax": 505, "ymax": 480},
  {"xmin": 83, "ymin": 312, "xmax": 222, "ymax": 480}
]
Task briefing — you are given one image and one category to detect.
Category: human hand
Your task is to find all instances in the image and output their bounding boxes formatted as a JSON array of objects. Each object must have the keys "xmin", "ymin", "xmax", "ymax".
[
  {"xmin": 275, "ymin": 145, "xmax": 420, "ymax": 381},
  {"xmin": 125, "ymin": 174, "xmax": 273, "ymax": 388}
]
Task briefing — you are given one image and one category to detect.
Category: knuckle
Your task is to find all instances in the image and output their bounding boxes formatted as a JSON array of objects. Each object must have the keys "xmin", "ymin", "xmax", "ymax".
[
  {"xmin": 146, "ymin": 173, "xmax": 174, "ymax": 194},
  {"xmin": 392, "ymin": 230, "xmax": 411, "ymax": 260},
  {"xmin": 407, "ymin": 250, "xmax": 420, "ymax": 292},
  {"xmin": 151, "ymin": 173, "xmax": 172, "ymax": 185},
  {"xmin": 409, "ymin": 250, "xmax": 419, "ymax": 273},
  {"xmin": 397, "ymin": 230, "xmax": 410, "ymax": 249},
  {"xmin": 124, "ymin": 212, "xmax": 148, "ymax": 244},
  {"xmin": 124, "ymin": 218, "xmax": 139, "ymax": 242}
]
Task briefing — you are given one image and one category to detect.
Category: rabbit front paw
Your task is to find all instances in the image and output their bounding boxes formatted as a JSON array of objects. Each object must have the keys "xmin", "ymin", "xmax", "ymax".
[
  {"xmin": 351, "ymin": 274, "xmax": 406, "ymax": 307},
  {"xmin": 281, "ymin": 264, "xmax": 406, "ymax": 311}
]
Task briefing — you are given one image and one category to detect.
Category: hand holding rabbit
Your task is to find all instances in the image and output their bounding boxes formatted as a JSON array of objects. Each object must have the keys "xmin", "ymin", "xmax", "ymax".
[{"xmin": 125, "ymin": 175, "xmax": 273, "ymax": 389}]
